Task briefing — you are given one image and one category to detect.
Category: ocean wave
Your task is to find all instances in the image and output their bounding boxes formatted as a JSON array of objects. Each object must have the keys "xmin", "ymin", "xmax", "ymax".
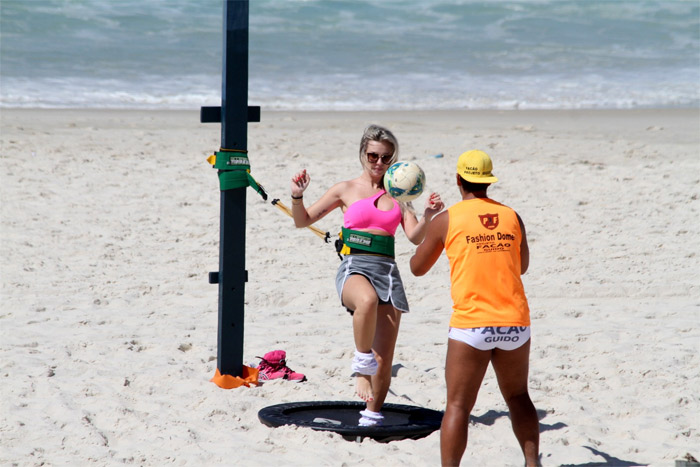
[{"xmin": 2, "ymin": 0, "xmax": 698, "ymax": 110}]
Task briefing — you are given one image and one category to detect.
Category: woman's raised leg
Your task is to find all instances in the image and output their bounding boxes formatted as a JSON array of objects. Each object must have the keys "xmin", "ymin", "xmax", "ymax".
[{"xmin": 342, "ymin": 274, "xmax": 379, "ymax": 401}]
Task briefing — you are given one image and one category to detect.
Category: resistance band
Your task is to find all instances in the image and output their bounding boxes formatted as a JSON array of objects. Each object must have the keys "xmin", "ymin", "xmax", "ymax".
[{"xmin": 208, "ymin": 151, "xmax": 330, "ymax": 243}]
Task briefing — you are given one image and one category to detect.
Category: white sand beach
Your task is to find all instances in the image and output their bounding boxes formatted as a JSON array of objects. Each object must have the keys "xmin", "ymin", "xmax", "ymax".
[{"xmin": 1, "ymin": 108, "xmax": 699, "ymax": 466}]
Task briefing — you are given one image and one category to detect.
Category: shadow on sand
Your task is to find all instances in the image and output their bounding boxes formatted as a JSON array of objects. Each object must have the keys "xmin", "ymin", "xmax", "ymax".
[
  {"xmin": 559, "ymin": 446, "xmax": 647, "ymax": 467},
  {"xmin": 470, "ymin": 408, "xmax": 566, "ymax": 433}
]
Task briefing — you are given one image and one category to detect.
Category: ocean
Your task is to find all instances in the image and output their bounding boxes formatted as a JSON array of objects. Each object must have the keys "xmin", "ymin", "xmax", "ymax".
[{"xmin": 1, "ymin": 0, "xmax": 698, "ymax": 110}]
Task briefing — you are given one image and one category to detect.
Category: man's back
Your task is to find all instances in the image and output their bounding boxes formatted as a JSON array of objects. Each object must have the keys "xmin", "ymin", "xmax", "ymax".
[{"xmin": 444, "ymin": 197, "xmax": 529, "ymax": 328}]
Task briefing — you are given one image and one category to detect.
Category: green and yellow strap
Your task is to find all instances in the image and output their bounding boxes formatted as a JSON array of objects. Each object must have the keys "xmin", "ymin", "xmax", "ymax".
[
  {"xmin": 207, "ymin": 149, "xmax": 267, "ymax": 199},
  {"xmin": 339, "ymin": 227, "xmax": 395, "ymax": 257}
]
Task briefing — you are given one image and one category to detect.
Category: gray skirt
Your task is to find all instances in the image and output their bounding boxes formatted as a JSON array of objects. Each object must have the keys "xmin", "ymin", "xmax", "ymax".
[{"xmin": 335, "ymin": 254, "xmax": 410, "ymax": 313}]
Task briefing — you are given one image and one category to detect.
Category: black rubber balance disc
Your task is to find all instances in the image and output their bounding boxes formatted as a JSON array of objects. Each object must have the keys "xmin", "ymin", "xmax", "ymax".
[{"xmin": 258, "ymin": 401, "xmax": 443, "ymax": 442}]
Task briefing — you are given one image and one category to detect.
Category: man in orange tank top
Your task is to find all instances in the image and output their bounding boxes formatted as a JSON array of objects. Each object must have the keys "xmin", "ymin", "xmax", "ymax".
[{"xmin": 410, "ymin": 150, "xmax": 539, "ymax": 467}]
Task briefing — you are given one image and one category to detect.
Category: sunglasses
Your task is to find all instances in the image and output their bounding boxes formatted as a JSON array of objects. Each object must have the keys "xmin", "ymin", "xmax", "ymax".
[{"xmin": 366, "ymin": 152, "xmax": 393, "ymax": 165}]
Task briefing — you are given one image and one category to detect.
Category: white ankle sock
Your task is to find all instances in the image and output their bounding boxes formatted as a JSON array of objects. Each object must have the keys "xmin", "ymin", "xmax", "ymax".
[
  {"xmin": 351, "ymin": 350, "xmax": 378, "ymax": 376},
  {"xmin": 359, "ymin": 409, "xmax": 384, "ymax": 426}
]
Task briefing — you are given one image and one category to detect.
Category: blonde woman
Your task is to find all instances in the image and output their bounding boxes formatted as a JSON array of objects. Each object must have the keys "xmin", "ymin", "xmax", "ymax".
[{"xmin": 291, "ymin": 124, "xmax": 443, "ymax": 426}]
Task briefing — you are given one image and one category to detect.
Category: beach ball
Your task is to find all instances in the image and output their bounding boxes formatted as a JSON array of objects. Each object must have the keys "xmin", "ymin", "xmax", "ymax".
[{"xmin": 384, "ymin": 161, "xmax": 425, "ymax": 202}]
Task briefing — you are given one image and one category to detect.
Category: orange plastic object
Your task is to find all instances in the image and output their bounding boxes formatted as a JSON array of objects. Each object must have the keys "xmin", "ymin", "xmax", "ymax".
[{"xmin": 210, "ymin": 365, "xmax": 260, "ymax": 389}]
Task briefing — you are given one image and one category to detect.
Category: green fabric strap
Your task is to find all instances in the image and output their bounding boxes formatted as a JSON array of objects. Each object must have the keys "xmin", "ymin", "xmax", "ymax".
[
  {"xmin": 214, "ymin": 151, "xmax": 265, "ymax": 198},
  {"xmin": 341, "ymin": 227, "xmax": 395, "ymax": 257}
]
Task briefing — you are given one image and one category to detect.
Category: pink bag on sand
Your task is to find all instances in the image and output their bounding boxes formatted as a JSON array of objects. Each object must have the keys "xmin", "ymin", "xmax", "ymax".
[{"xmin": 256, "ymin": 350, "xmax": 306, "ymax": 382}]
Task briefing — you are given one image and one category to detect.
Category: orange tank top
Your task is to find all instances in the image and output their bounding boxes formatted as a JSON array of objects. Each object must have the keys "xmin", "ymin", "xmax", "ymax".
[{"xmin": 444, "ymin": 198, "xmax": 530, "ymax": 328}]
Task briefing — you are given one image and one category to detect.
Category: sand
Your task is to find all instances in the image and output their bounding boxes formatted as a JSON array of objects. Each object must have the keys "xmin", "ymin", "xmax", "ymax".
[{"xmin": 1, "ymin": 108, "xmax": 699, "ymax": 466}]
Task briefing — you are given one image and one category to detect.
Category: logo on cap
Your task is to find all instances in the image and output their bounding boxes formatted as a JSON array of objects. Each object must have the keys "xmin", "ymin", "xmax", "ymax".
[{"xmin": 457, "ymin": 150, "xmax": 499, "ymax": 184}]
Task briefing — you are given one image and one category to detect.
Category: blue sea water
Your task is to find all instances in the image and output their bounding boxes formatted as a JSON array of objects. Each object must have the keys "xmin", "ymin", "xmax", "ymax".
[{"xmin": 1, "ymin": 0, "xmax": 698, "ymax": 110}]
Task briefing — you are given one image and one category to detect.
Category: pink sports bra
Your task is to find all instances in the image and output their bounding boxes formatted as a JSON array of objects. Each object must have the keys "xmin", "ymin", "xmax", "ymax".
[{"xmin": 344, "ymin": 190, "xmax": 402, "ymax": 236}]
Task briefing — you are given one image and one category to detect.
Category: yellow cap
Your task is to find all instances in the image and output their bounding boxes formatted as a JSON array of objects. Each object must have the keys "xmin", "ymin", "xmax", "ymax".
[{"xmin": 457, "ymin": 150, "xmax": 498, "ymax": 183}]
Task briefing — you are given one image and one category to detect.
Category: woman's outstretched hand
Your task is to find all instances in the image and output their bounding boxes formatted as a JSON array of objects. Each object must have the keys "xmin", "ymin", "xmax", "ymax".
[
  {"xmin": 424, "ymin": 192, "xmax": 444, "ymax": 220},
  {"xmin": 291, "ymin": 169, "xmax": 310, "ymax": 197}
]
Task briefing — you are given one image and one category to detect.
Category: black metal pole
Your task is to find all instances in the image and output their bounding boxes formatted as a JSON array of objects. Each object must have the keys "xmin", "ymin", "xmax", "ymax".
[
  {"xmin": 217, "ymin": 0, "xmax": 250, "ymax": 378},
  {"xmin": 201, "ymin": 0, "xmax": 260, "ymax": 380},
  {"xmin": 211, "ymin": 0, "xmax": 250, "ymax": 378}
]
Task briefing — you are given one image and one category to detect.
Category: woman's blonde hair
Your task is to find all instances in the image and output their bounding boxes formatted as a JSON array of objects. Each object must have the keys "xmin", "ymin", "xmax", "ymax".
[{"xmin": 358, "ymin": 124, "xmax": 399, "ymax": 165}]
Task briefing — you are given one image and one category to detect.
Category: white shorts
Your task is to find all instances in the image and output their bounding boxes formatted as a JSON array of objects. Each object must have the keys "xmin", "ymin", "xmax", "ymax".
[{"xmin": 448, "ymin": 326, "xmax": 531, "ymax": 351}]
